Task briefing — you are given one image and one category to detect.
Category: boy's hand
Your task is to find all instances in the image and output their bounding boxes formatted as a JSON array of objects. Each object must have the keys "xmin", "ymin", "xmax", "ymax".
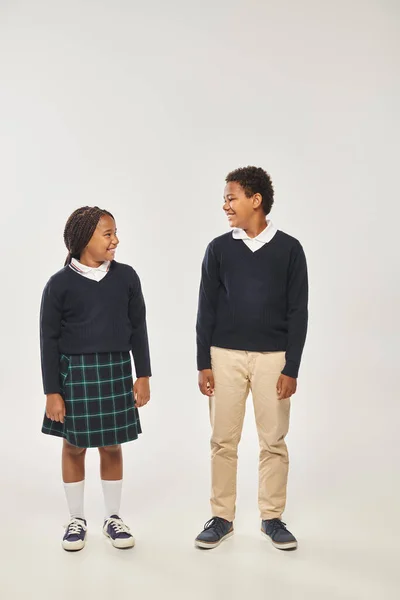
[
  {"xmin": 134, "ymin": 377, "xmax": 150, "ymax": 407},
  {"xmin": 198, "ymin": 369, "xmax": 215, "ymax": 396},
  {"xmin": 277, "ymin": 374, "xmax": 297, "ymax": 400},
  {"xmin": 46, "ymin": 393, "xmax": 66, "ymax": 423}
]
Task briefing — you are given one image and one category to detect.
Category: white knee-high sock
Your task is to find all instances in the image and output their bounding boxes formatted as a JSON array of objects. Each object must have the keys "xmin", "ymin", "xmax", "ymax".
[
  {"xmin": 63, "ymin": 480, "xmax": 85, "ymax": 520},
  {"xmin": 102, "ymin": 479, "xmax": 123, "ymax": 518}
]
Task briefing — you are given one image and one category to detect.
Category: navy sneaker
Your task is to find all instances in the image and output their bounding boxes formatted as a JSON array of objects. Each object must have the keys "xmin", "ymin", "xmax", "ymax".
[
  {"xmin": 261, "ymin": 518, "xmax": 298, "ymax": 550},
  {"xmin": 103, "ymin": 515, "xmax": 135, "ymax": 549},
  {"xmin": 62, "ymin": 517, "xmax": 87, "ymax": 551},
  {"xmin": 195, "ymin": 517, "xmax": 234, "ymax": 549}
]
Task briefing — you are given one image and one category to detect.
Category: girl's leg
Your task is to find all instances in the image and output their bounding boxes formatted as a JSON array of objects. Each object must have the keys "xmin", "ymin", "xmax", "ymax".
[
  {"xmin": 98, "ymin": 445, "xmax": 123, "ymax": 517},
  {"xmin": 98, "ymin": 444, "xmax": 123, "ymax": 480},
  {"xmin": 62, "ymin": 440, "xmax": 87, "ymax": 520},
  {"xmin": 62, "ymin": 439, "xmax": 87, "ymax": 483},
  {"xmin": 98, "ymin": 446, "xmax": 134, "ymax": 548}
]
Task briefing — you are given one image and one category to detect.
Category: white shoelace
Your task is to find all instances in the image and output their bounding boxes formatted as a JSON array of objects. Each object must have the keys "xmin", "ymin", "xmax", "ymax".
[
  {"xmin": 105, "ymin": 517, "xmax": 131, "ymax": 535},
  {"xmin": 64, "ymin": 518, "xmax": 87, "ymax": 535}
]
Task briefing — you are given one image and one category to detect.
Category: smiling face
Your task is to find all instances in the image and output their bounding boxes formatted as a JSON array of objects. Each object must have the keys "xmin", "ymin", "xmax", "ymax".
[
  {"xmin": 223, "ymin": 181, "xmax": 264, "ymax": 229},
  {"xmin": 80, "ymin": 214, "xmax": 119, "ymax": 266}
]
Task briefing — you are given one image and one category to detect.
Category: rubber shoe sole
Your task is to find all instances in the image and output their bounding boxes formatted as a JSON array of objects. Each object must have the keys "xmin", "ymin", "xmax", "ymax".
[
  {"xmin": 195, "ymin": 529, "xmax": 234, "ymax": 549},
  {"xmin": 62, "ymin": 537, "xmax": 86, "ymax": 551},
  {"xmin": 261, "ymin": 529, "xmax": 298, "ymax": 550},
  {"xmin": 103, "ymin": 530, "xmax": 135, "ymax": 549}
]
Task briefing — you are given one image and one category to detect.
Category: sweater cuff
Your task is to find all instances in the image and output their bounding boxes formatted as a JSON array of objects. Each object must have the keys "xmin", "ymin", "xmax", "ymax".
[
  {"xmin": 131, "ymin": 347, "xmax": 151, "ymax": 378},
  {"xmin": 136, "ymin": 370, "xmax": 152, "ymax": 378},
  {"xmin": 281, "ymin": 361, "xmax": 299, "ymax": 379},
  {"xmin": 197, "ymin": 356, "xmax": 211, "ymax": 371},
  {"xmin": 44, "ymin": 385, "xmax": 61, "ymax": 395},
  {"xmin": 133, "ymin": 363, "xmax": 152, "ymax": 378}
]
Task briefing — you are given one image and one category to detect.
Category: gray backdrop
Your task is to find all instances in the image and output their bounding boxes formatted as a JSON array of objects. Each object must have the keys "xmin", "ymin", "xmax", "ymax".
[{"xmin": 0, "ymin": 1, "xmax": 398, "ymax": 598}]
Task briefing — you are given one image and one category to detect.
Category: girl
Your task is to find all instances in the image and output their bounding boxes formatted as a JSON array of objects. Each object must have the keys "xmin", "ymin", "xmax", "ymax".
[{"xmin": 40, "ymin": 206, "xmax": 151, "ymax": 551}]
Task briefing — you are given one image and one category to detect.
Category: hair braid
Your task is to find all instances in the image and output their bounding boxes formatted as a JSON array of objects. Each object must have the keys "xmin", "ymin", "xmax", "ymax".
[{"xmin": 63, "ymin": 206, "xmax": 114, "ymax": 266}]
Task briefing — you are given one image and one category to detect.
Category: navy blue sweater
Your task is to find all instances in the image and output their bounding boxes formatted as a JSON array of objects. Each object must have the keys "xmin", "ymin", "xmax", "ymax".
[
  {"xmin": 196, "ymin": 230, "xmax": 308, "ymax": 378},
  {"xmin": 40, "ymin": 261, "xmax": 151, "ymax": 394}
]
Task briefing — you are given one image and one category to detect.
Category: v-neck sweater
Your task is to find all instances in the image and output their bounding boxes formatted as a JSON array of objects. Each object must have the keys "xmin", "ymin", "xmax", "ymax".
[
  {"xmin": 196, "ymin": 230, "xmax": 308, "ymax": 378},
  {"xmin": 40, "ymin": 260, "xmax": 151, "ymax": 394}
]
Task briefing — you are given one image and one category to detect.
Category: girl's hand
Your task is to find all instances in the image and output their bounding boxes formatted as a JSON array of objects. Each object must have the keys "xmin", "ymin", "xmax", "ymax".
[
  {"xmin": 46, "ymin": 393, "xmax": 66, "ymax": 423},
  {"xmin": 198, "ymin": 369, "xmax": 215, "ymax": 396},
  {"xmin": 276, "ymin": 374, "xmax": 297, "ymax": 400},
  {"xmin": 133, "ymin": 377, "xmax": 150, "ymax": 407}
]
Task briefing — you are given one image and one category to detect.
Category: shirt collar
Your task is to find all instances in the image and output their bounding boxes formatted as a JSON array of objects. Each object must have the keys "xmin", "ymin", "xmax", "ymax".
[
  {"xmin": 70, "ymin": 257, "xmax": 110, "ymax": 273},
  {"xmin": 232, "ymin": 220, "xmax": 277, "ymax": 243}
]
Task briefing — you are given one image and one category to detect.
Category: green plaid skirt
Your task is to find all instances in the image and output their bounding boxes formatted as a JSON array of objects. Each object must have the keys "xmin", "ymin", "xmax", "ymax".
[{"xmin": 42, "ymin": 352, "xmax": 142, "ymax": 448}]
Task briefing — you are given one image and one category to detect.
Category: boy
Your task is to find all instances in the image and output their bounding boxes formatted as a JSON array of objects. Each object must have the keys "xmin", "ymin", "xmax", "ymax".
[{"xmin": 195, "ymin": 166, "xmax": 308, "ymax": 551}]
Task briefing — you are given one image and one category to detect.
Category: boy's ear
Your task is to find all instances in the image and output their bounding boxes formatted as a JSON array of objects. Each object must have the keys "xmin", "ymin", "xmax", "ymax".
[{"xmin": 253, "ymin": 193, "xmax": 263, "ymax": 209}]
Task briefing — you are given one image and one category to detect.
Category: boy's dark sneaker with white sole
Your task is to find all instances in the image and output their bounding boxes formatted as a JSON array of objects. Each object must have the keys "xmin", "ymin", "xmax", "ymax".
[
  {"xmin": 261, "ymin": 519, "xmax": 298, "ymax": 550},
  {"xmin": 195, "ymin": 517, "xmax": 234, "ymax": 549}
]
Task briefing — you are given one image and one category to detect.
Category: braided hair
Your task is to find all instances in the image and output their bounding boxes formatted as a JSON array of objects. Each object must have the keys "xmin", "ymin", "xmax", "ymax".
[{"xmin": 63, "ymin": 206, "xmax": 114, "ymax": 266}]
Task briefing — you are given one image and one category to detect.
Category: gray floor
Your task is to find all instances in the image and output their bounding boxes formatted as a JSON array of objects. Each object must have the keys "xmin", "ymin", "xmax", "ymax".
[{"xmin": 3, "ymin": 488, "xmax": 398, "ymax": 600}]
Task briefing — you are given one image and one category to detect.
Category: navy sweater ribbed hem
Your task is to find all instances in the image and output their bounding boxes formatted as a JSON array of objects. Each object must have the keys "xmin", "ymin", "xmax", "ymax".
[{"xmin": 196, "ymin": 230, "xmax": 308, "ymax": 378}]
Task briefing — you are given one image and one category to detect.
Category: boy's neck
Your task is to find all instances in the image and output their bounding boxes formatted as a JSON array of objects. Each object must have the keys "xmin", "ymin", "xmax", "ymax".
[{"xmin": 243, "ymin": 217, "xmax": 269, "ymax": 239}]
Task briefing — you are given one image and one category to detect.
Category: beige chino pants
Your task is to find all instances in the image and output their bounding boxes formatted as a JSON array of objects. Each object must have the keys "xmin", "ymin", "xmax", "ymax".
[{"xmin": 209, "ymin": 346, "xmax": 291, "ymax": 522}]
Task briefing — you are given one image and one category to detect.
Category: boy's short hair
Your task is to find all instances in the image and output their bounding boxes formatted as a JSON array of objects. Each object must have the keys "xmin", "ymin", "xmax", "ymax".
[{"xmin": 225, "ymin": 166, "xmax": 274, "ymax": 215}]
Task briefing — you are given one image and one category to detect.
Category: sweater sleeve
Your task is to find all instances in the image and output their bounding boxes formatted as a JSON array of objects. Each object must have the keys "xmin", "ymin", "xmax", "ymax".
[
  {"xmin": 196, "ymin": 242, "xmax": 220, "ymax": 371},
  {"xmin": 281, "ymin": 242, "xmax": 309, "ymax": 378},
  {"xmin": 40, "ymin": 279, "xmax": 63, "ymax": 394},
  {"xmin": 129, "ymin": 269, "xmax": 152, "ymax": 378}
]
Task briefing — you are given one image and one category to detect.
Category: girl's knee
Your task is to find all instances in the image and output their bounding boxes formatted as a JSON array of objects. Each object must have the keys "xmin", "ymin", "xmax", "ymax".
[
  {"xmin": 63, "ymin": 440, "xmax": 87, "ymax": 456},
  {"xmin": 98, "ymin": 444, "xmax": 121, "ymax": 454}
]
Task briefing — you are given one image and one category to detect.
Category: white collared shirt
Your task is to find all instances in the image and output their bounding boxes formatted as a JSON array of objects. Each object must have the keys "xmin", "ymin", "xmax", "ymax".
[
  {"xmin": 232, "ymin": 220, "xmax": 278, "ymax": 252},
  {"xmin": 69, "ymin": 257, "xmax": 110, "ymax": 282}
]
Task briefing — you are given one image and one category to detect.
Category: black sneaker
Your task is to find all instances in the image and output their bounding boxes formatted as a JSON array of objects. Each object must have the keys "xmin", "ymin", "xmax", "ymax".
[
  {"xmin": 195, "ymin": 517, "xmax": 234, "ymax": 549},
  {"xmin": 62, "ymin": 518, "xmax": 87, "ymax": 551},
  {"xmin": 261, "ymin": 519, "xmax": 298, "ymax": 550}
]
